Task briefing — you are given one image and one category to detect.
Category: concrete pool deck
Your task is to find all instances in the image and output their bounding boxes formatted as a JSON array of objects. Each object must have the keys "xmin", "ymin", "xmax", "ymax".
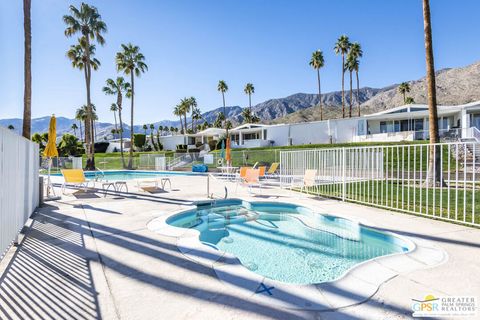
[{"xmin": 0, "ymin": 175, "xmax": 479, "ymax": 319}]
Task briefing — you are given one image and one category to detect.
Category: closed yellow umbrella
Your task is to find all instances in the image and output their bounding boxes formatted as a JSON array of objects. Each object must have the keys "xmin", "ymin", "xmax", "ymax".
[
  {"xmin": 43, "ymin": 115, "xmax": 58, "ymax": 158},
  {"xmin": 44, "ymin": 115, "xmax": 59, "ymax": 199}
]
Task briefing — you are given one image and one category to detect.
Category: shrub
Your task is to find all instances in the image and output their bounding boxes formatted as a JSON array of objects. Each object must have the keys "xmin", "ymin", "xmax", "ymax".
[
  {"xmin": 208, "ymin": 139, "xmax": 218, "ymax": 151},
  {"xmin": 133, "ymin": 134, "xmax": 146, "ymax": 150}
]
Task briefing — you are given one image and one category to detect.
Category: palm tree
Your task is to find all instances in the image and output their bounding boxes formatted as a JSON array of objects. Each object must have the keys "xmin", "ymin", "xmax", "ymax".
[
  {"xmin": 158, "ymin": 125, "xmax": 164, "ymax": 136},
  {"xmin": 188, "ymin": 97, "xmax": 197, "ymax": 131},
  {"xmin": 423, "ymin": 0, "xmax": 442, "ymax": 186},
  {"xmin": 149, "ymin": 124, "xmax": 155, "ymax": 150},
  {"xmin": 71, "ymin": 123, "xmax": 78, "ymax": 137},
  {"xmin": 244, "ymin": 83, "xmax": 255, "ymax": 113},
  {"xmin": 349, "ymin": 42, "xmax": 363, "ymax": 116},
  {"xmin": 345, "ymin": 53, "xmax": 358, "ymax": 118},
  {"xmin": 170, "ymin": 126, "xmax": 175, "ymax": 133},
  {"xmin": 179, "ymin": 97, "xmax": 191, "ymax": 132},
  {"xmin": 22, "ymin": 0, "xmax": 32, "ymax": 139},
  {"xmin": 7, "ymin": 125, "xmax": 14, "ymax": 130},
  {"xmin": 110, "ymin": 103, "xmax": 119, "ymax": 139},
  {"xmin": 346, "ymin": 55, "xmax": 360, "ymax": 117},
  {"xmin": 142, "ymin": 124, "xmax": 148, "ymax": 135},
  {"xmin": 242, "ymin": 108, "xmax": 252, "ymax": 124},
  {"xmin": 398, "ymin": 82, "xmax": 411, "ymax": 104},
  {"xmin": 334, "ymin": 35, "xmax": 351, "ymax": 118},
  {"xmin": 116, "ymin": 43, "xmax": 148, "ymax": 169},
  {"xmin": 214, "ymin": 112, "xmax": 225, "ymax": 128},
  {"xmin": 405, "ymin": 97, "xmax": 415, "ymax": 104},
  {"xmin": 103, "ymin": 76, "xmax": 130, "ymax": 167},
  {"xmin": 309, "ymin": 50, "xmax": 325, "ymax": 120},
  {"xmin": 217, "ymin": 80, "xmax": 229, "ymax": 153},
  {"xmin": 192, "ymin": 107, "xmax": 202, "ymax": 132},
  {"xmin": 173, "ymin": 105, "xmax": 183, "ymax": 133},
  {"xmin": 75, "ymin": 107, "xmax": 85, "ymax": 142},
  {"xmin": 64, "ymin": 2, "xmax": 106, "ymax": 170}
]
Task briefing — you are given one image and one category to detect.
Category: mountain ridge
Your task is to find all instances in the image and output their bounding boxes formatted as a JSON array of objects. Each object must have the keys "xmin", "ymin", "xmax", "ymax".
[{"xmin": 2, "ymin": 60, "xmax": 480, "ymax": 138}]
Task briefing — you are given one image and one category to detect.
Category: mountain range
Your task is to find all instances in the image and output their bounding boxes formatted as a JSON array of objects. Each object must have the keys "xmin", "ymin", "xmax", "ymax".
[{"xmin": 2, "ymin": 60, "xmax": 480, "ymax": 139}]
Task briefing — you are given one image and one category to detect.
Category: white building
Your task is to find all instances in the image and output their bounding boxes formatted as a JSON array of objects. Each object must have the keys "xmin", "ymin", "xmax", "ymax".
[{"xmin": 107, "ymin": 101, "xmax": 480, "ymax": 152}]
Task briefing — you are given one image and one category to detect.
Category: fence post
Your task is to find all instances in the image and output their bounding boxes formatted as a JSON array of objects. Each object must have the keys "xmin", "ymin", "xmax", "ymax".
[{"xmin": 342, "ymin": 147, "xmax": 346, "ymax": 201}]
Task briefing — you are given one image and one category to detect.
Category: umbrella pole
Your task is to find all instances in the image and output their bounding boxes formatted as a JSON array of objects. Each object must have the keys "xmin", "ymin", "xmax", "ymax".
[{"xmin": 46, "ymin": 158, "xmax": 56, "ymax": 198}]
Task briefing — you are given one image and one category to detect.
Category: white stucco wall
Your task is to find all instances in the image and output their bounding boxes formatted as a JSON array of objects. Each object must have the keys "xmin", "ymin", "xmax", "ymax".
[
  {"xmin": 264, "ymin": 118, "xmax": 359, "ymax": 147},
  {"xmin": 159, "ymin": 135, "xmax": 186, "ymax": 151}
]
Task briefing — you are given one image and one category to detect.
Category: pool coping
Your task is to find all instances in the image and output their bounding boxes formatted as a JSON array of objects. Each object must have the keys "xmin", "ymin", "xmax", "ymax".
[
  {"xmin": 49, "ymin": 169, "xmax": 208, "ymax": 177},
  {"xmin": 147, "ymin": 198, "xmax": 448, "ymax": 311}
]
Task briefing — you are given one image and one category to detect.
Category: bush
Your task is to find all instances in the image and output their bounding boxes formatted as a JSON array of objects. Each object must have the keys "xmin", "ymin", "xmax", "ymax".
[{"xmin": 133, "ymin": 134, "xmax": 146, "ymax": 150}]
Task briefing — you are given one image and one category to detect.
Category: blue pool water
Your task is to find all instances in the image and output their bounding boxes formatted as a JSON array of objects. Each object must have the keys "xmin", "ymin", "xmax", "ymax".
[
  {"xmin": 168, "ymin": 200, "xmax": 412, "ymax": 284},
  {"xmin": 52, "ymin": 170, "xmax": 203, "ymax": 181}
]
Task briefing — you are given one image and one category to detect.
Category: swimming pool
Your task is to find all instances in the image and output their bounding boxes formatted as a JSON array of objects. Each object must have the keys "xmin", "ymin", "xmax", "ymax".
[
  {"xmin": 167, "ymin": 200, "xmax": 413, "ymax": 284},
  {"xmin": 52, "ymin": 170, "xmax": 204, "ymax": 181}
]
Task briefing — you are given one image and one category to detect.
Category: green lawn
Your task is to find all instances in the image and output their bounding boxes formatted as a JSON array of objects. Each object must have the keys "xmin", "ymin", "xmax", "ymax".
[{"xmin": 301, "ymin": 180, "xmax": 480, "ymax": 225}]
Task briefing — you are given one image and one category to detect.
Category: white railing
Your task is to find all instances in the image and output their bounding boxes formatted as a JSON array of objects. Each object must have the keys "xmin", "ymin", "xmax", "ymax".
[
  {"xmin": 0, "ymin": 127, "xmax": 39, "ymax": 260},
  {"xmin": 280, "ymin": 142, "xmax": 479, "ymax": 227}
]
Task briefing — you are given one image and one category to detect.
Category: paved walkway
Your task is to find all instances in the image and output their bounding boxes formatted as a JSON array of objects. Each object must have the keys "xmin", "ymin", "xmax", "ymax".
[{"xmin": 0, "ymin": 175, "xmax": 479, "ymax": 320}]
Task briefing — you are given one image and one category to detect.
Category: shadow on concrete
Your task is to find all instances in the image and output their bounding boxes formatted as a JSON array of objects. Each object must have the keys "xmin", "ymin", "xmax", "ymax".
[{"xmin": 0, "ymin": 202, "xmax": 418, "ymax": 319}]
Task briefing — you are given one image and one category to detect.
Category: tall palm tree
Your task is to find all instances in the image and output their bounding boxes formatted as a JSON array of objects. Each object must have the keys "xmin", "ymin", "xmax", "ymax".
[
  {"xmin": 64, "ymin": 3, "xmax": 106, "ymax": 170},
  {"xmin": 188, "ymin": 97, "xmax": 197, "ymax": 131},
  {"xmin": 217, "ymin": 80, "xmax": 229, "ymax": 139},
  {"xmin": 158, "ymin": 125, "xmax": 164, "ymax": 135},
  {"xmin": 242, "ymin": 108, "xmax": 252, "ymax": 124},
  {"xmin": 109, "ymin": 103, "xmax": 118, "ymax": 139},
  {"xmin": 116, "ymin": 43, "xmax": 148, "ymax": 168},
  {"xmin": 334, "ymin": 35, "xmax": 351, "ymax": 118},
  {"xmin": 349, "ymin": 42, "xmax": 363, "ymax": 116},
  {"xmin": 309, "ymin": 50, "xmax": 324, "ymax": 120},
  {"xmin": 345, "ymin": 53, "xmax": 358, "ymax": 118},
  {"xmin": 75, "ymin": 107, "xmax": 85, "ymax": 142},
  {"xmin": 173, "ymin": 105, "xmax": 184, "ymax": 133},
  {"xmin": 192, "ymin": 107, "xmax": 202, "ymax": 132},
  {"xmin": 22, "ymin": 0, "xmax": 32, "ymax": 139},
  {"xmin": 422, "ymin": 0, "xmax": 441, "ymax": 186},
  {"xmin": 244, "ymin": 83, "xmax": 255, "ymax": 113},
  {"xmin": 179, "ymin": 98, "xmax": 190, "ymax": 133},
  {"xmin": 103, "ymin": 77, "xmax": 130, "ymax": 167},
  {"xmin": 71, "ymin": 123, "xmax": 78, "ymax": 137},
  {"xmin": 8, "ymin": 125, "xmax": 15, "ymax": 130},
  {"xmin": 398, "ymin": 82, "xmax": 411, "ymax": 104}
]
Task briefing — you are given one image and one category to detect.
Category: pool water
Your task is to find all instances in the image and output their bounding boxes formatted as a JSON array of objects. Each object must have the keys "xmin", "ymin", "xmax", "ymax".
[
  {"xmin": 168, "ymin": 200, "xmax": 411, "ymax": 284},
  {"xmin": 52, "ymin": 170, "xmax": 202, "ymax": 181}
]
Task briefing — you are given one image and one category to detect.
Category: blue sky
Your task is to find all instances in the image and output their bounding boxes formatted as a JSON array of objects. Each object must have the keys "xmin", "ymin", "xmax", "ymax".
[{"xmin": 1, "ymin": 0, "xmax": 479, "ymax": 124}]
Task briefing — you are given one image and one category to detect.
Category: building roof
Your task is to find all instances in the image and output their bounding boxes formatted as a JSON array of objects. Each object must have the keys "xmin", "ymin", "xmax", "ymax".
[
  {"xmin": 364, "ymin": 101, "xmax": 480, "ymax": 121},
  {"xmin": 195, "ymin": 127, "xmax": 226, "ymax": 136}
]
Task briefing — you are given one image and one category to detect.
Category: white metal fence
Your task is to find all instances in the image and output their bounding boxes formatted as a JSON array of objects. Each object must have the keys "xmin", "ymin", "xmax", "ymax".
[
  {"xmin": 0, "ymin": 127, "xmax": 39, "ymax": 260},
  {"xmin": 280, "ymin": 142, "xmax": 480, "ymax": 227}
]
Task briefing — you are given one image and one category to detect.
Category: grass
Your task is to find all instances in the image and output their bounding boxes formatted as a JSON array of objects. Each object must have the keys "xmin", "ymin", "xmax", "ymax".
[{"xmin": 301, "ymin": 180, "xmax": 480, "ymax": 225}]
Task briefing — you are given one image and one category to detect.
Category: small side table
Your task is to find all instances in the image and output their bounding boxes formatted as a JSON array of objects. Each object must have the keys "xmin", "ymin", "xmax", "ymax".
[
  {"xmin": 102, "ymin": 182, "xmax": 116, "ymax": 197},
  {"xmin": 115, "ymin": 181, "xmax": 128, "ymax": 193}
]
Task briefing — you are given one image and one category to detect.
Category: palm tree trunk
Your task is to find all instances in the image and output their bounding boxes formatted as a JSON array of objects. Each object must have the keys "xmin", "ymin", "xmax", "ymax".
[
  {"xmin": 113, "ymin": 111, "xmax": 118, "ymax": 139},
  {"xmin": 341, "ymin": 54, "xmax": 345, "ymax": 118},
  {"xmin": 317, "ymin": 69, "xmax": 322, "ymax": 121},
  {"xmin": 349, "ymin": 70, "xmax": 353, "ymax": 118},
  {"xmin": 22, "ymin": 0, "xmax": 31, "ymax": 139},
  {"xmin": 423, "ymin": 0, "xmax": 442, "ymax": 187},
  {"xmin": 403, "ymin": 92, "xmax": 406, "ymax": 103},
  {"xmin": 128, "ymin": 74, "xmax": 135, "ymax": 169},
  {"xmin": 84, "ymin": 36, "xmax": 95, "ymax": 170},
  {"xmin": 79, "ymin": 120, "xmax": 83, "ymax": 142},
  {"xmin": 118, "ymin": 104, "xmax": 126, "ymax": 168},
  {"xmin": 249, "ymin": 94, "xmax": 252, "ymax": 111},
  {"xmin": 356, "ymin": 70, "xmax": 361, "ymax": 117}
]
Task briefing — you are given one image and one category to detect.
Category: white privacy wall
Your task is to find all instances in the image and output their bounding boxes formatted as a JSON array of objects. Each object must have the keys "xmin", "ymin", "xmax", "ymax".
[{"xmin": 0, "ymin": 127, "xmax": 39, "ymax": 260}]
